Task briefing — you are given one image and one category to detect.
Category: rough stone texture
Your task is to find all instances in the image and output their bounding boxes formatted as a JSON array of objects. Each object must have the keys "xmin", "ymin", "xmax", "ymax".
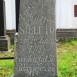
[
  {"xmin": 14, "ymin": 33, "xmax": 18, "ymax": 47},
  {"xmin": 15, "ymin": 0, "xmax": 57, "ymax": 77},
  {"xmin": 0, "ymin": 35, "xmax": 10, "ymax": 51},
  {"xmin": 7, "ymin": 30, "xmax": 16, "ymax": 44}
]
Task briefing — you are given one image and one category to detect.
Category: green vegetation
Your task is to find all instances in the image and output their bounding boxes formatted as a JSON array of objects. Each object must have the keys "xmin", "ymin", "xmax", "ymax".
[
  {"xmin": 0, "ymin": 52, "xmax": 14, "ymax": 58},
  {"xmin": 0, "ymin": 60, "xmax": 14, "ymax": 77},
  {"xmin": 0, "ymin": 44, "xmax": 14, "ymax": 77},
  {"xmin": 0, "ymin": 44, "xmax": 14, "ymax": 58},
  {"xmin": 57, "ymin": 39, "xmax": 77, "ymax": 77},
  {"xmin": 0, "ymin": 39, "xmax": 77, "ymax": 77}
]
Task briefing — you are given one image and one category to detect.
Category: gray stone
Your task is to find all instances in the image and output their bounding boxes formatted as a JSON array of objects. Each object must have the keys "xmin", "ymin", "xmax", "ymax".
[
  {"xmin": 7, "ymin": 30, "xmax": 16, "ymax": 44},
  {"xmin": 0, "ymin": 0, "xmax": 11, "ymax": 51},
  {"xmin": 14, "ymin": 33, "xmax": 18, "ymax": 50},
  {"xmin": 0, "ymin": 35, "xmax": 10, "ymax": 51},
  {"xmin": 15, "ymin": 0, "xmax": 57, "ymax": 77}
]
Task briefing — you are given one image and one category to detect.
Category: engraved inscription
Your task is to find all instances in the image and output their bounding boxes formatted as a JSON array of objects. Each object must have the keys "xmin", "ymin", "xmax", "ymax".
[
  {"xmin": 17, "ymin": 55, "xmax": 55, "ymax": 63},
  {"xmin": 19, "ymin": 25, "xmax": 54, "ymax": 35},
  {"xmin": 15, "ymin": 0, "xmax": 57, "ymax": 77}
]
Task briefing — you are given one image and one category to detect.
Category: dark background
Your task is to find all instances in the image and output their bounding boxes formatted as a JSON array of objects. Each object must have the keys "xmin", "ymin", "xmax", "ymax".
[
  {"xmin": 0, "ymin": 0, "xmax": 4, "ymax": 36},
  {"xmin": 15, "ymin": 0, "xmax": 20, "ymax": 32}
]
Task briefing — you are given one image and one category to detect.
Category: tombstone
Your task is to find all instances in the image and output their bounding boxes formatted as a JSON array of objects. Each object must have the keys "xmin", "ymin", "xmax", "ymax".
[
  {"xmin": 0, "ymin": 0, "xmax": 10, "ymax": 51},
  {"xmin": 15, "ymin": 0, "xmax": 20, "ymax": 32},
  {"xmin": 15, "ymin": 0, "xmax": 57, "ymax": 77}
]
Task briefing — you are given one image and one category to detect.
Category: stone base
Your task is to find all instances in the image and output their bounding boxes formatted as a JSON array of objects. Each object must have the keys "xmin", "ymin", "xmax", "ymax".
[
  {"xmin": 0, "ymin": 35, "xmax": 10, "ymax": 51},
  {"xmin": 56, "ymin": 29, "xmax": 77, "ymax": 40}
]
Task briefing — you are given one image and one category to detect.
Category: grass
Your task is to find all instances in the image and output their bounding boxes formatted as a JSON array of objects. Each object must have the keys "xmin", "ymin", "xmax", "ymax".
[
  {"xmin": 0, "ymin": 60, "xmax": 14, "ymax": 77},
  {"xmin": 0, "ymin": 52, "xmax": 14, "ymax": 58},
  {"xmin": 57, "ymin": 39, "xmax": 77, "ymax": 77},
  {"xmin": 0, "ymin": 44, "xmax": 14, "ymax": 58},
  {"xmin": 0, "ymin": 39, "xmax": 77, "ymax": 77}
]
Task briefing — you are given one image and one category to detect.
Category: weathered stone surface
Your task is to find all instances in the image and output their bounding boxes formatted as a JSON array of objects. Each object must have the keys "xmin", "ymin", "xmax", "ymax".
[
  {"xmin": 0, "ymin": 0, "xmax": 11, "ymax": 51},
  {"xmin": 15, "ymin": 0, "xmax": 57, "ymax": 77},
  {"xmin": 0, "ymin": 35, "xmax": 10, "ymax": 51}
]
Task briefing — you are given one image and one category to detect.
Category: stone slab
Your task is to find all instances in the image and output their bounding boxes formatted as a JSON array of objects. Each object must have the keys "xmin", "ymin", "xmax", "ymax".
[
  {"xmin": 15, "ymin": 0, "xmax": 57, "ymax": 77},
  {"xmin": 0, "ymin": 35, "xmax": 10, "ymax": 51}
]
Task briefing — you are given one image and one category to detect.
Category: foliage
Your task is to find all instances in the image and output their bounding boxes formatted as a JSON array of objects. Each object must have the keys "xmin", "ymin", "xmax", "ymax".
[
  {"xmin": 0, "ymin": 52, "xmax": 14, "ymax": 58},
  {"xmin": 57, "ymin": 39, "xmax": 77, "ymax": 77},
  {"xmin": 0, "ymin": 60, "xmax": 14, "ymax": 77},
  {"xmin": 0, "ymin": 39, "xmax": 77, "ymax": 77}
]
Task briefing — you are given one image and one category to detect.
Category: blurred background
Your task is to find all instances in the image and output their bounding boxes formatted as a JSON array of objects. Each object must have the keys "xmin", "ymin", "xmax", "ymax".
[{"xmin": 4, "ymin": 0, "xmax": 77, "ymax": 30}]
